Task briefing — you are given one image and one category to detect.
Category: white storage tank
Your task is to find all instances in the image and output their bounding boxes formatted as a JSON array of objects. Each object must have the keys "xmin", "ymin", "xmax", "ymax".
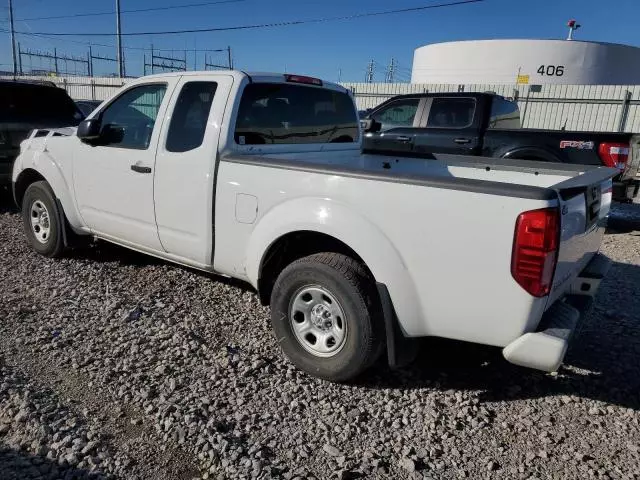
[{"xmin": 411, "ymin": 39, "xmax": 640, "ymax": 85}]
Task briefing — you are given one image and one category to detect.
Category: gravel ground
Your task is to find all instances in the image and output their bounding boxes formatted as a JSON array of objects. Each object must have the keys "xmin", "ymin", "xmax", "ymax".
[{"xmin": 1, "ymin": 193, "xmax": 639, "ymax": 480}]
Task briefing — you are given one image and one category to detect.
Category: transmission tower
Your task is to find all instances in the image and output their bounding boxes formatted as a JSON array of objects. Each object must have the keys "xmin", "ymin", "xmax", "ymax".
[
  {"xmin": 385, "ymin": 58, "xmax": 397, "ymax": 83},
  {"xmin": 365, "ymin": 59, "xmax": 375, "ymax": 83}
]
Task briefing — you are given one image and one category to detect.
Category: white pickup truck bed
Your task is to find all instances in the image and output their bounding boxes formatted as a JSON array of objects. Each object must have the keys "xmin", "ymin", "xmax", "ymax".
[{"xmin": 216, "ymin": 151, "xmax": 613, "ymax": 355}]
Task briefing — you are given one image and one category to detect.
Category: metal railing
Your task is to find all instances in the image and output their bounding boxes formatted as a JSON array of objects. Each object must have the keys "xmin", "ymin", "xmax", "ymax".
[
  {"xmin": 3, "ymin": 75, "xmax": 640, "ymax": 133},
  {"xmin": 342, "ymin": 82, "xmax": 640, "ymax": 133},
  {"xmin": 0, "ymin": 74, "xmax": 127, "ymax": 101}
]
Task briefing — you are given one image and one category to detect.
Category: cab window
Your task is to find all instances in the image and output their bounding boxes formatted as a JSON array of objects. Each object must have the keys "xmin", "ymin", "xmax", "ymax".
[
  {"xmin": 426, "ymin": 97, "xmax": 476, "ymax": 129},
  {"xmin": 98, "ymin": 84, "xmax": 167, "ymax": 149},
  {"xmin": 235, "ymin": 83, "xmax": 358, "ymax": 145},
  {"xmin": 370, "ymin": 98, "xmax": 420, "ymax": 131},
  {"xmin": 166, "ymin": 82, "xmax": 217, "ymax": 152}
]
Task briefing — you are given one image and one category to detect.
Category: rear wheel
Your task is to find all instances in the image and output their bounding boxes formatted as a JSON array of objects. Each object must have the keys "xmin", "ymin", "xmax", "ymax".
[
  {"xmin": 21, "ymin": 181, "xmax": 65, "ymax": 258},
  {"xmin": 270, "ymin": 253, "xmax": 384, "ymax": 382}
]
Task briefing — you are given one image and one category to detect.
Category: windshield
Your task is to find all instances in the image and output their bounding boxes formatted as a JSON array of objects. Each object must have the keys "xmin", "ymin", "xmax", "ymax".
[
  {"xmin": 234, "ymin": 83, "xmax": 359, "ymax": 145},
  {"xmin": 0, "ymin": 83, "xmax": 83, "ymax": 125}
]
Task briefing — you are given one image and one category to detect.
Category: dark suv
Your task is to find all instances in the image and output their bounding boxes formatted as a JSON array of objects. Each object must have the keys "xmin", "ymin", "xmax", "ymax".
[{"xmin": 1, "ymin": 80, "xmax": 83, "ymax": 184}]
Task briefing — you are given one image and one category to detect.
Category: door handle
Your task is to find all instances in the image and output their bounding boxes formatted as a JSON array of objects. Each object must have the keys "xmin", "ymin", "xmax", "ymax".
[
  {"xmin": 131, "ymin": 165, "xmax": 152, "ymax": 174},
  {"xmin": 395, "ymin": 136, "xmax": 412, "ymax": 143},
  {"xmin": 454, "ymin": 138, "xmax": 471, "ymax": 144}
]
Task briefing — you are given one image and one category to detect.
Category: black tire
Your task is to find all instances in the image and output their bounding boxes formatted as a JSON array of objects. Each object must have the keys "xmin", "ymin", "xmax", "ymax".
[
  {"xmin": 21, "ymin": 181, "xmax": 65, "ymax": 258},
  {"xmin": 270, "ymin": 253, "xmax": 384, "ymax": 382}
]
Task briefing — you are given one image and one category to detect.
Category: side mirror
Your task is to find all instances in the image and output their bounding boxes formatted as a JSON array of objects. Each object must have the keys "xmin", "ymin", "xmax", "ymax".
[
  {"xmin": 77, "ymin": 118, "xmax": 101, "ymax": 141},
  {"xmin": 361, "ymin": 118, "xmax": 381, "ymax": 133}
]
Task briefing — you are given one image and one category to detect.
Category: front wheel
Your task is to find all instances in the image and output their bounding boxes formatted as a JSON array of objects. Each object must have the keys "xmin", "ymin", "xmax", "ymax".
[
  {"xmin": 270, "ymin": 253, "xmax": 384, "ymax": 382},
  {"xmin": 21, "ymin": 181, "xmax": 65, "ymax": 258}
]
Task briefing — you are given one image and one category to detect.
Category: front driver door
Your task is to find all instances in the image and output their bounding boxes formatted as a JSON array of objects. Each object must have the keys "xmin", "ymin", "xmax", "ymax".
[
  {"xmin": 73, "ymin": 81, "xmax": 177, "ymax": 250},
  {"xmin": 363, "ymin": 97, "xmax": 425, "ymax": 154}
]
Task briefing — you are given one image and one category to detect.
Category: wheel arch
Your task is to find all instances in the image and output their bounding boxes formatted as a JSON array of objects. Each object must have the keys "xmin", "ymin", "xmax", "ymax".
[
  {"xmin": 501, "ymin": 146, "xmax": 562, "ymax": 163},
  {"xmin": 256, "ymin": 230, "xmax": 366, "ymax": 305},
  {"xmin": 14, "ymin": 166, "xmax": 83, "ymax": 229},
  {"xmin": 13, "ymin": 168, "xmax": 46, "ymax": 207},
  {"xmin": 245, "ymin": 197, "xmax": 423, "ymax": 335}
]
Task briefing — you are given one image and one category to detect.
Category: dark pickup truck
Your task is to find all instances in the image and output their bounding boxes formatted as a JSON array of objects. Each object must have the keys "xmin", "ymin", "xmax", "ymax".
[
  {"xmin": 362, "ymin": 92, "xmax": 640, "ymax": 202},
  {"xmin": 1, "ymin": 80, "xmax": 83, "ymax": 185}
]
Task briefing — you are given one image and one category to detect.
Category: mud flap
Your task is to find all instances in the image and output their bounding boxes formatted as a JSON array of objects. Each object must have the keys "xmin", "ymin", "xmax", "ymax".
[
  {"xmin": 376, "ymin": 283, "xmax": 418, "ymax": 369},
  {"xmin": 55, "ymin": 198, "xmax": 68, "ymax": 247}
]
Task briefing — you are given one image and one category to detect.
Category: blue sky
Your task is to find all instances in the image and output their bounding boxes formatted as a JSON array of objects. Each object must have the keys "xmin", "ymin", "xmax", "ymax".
[{"xmin": 1, "ymin": 0, "xmax": 640, "ymax": 81}]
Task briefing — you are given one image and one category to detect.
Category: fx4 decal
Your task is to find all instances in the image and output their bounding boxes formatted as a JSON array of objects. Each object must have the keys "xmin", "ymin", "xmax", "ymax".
[{"xmin": 560, "ymin": 140, "xmax": 594, "ymax": 150}]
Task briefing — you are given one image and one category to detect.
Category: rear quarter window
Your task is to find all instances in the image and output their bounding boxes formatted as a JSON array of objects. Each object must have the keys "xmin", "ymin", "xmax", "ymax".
[
  {"xmin": 488, "ymin": 97, "xmax": 521, "ymax": 129},
  {"xmin": 234, "ymin": 83, "xmax": 359, "ymax": 145}
]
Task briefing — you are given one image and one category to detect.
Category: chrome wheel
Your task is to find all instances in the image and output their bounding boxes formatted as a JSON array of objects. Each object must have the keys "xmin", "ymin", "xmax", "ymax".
[
  {"xmin": 30, "ymin": 200, "xmax": 51, "ymax": 244},
  {"xmin": 289, "ymin": 285, "xmax": 347, "ymax": 357}
]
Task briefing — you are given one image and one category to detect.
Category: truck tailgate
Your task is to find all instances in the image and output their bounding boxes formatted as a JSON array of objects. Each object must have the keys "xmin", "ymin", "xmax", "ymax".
[{"xmin": 546, "ymin": 168, "xmax": 616, "ymax": 307}]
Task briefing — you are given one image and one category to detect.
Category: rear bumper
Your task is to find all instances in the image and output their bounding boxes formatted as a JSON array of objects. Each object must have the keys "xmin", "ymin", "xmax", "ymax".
[
  {"xmin": 613, "ymin": 179, "xmax": 640, "ymax": 202},
  {"xmin": 503, "ymin": 253, "xmax": 611, "ymax": 372}
]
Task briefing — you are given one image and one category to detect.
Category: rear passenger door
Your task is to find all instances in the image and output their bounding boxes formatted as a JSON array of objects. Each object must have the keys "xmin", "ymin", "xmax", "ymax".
[
  {"xmin": 412, "ymin": 97, "xmax": 482, "ymax": 156},
  {"xmin": 153, "ymin": 74, "xmax": 234, "ymax": 266},
  {"xmin": 364, "ymin": 97, "xmax": 426, "ymax": 154}
]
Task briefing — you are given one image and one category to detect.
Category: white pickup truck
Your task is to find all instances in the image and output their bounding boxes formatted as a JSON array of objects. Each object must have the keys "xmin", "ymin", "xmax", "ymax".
[{"xmin": 12, "ymin": 70, "xmax": 616, "ymax": 381}]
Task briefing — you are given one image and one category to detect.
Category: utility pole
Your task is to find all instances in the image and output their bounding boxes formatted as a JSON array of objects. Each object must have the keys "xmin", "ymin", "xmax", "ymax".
[
  {"xmin": 365, "ymin": 59, "xmax": 374, "ymax": 83},
  {"xmin": 116, "ymin": 0, "xmax": 124, "ymax": 77},
  {"xmin": 88, "ymin": 45, "xmax": 93, "ymax": 77},
  {"xmin": 227, "ymin": 46, "xmax": 233, "ymax": 69},
  {"xmin": 8, "ymin": 0, "xmax": 17, "ymax": 77},
  {"xmin": 337, "ymin": 68, "xmax": 342, "ymax": 83}
]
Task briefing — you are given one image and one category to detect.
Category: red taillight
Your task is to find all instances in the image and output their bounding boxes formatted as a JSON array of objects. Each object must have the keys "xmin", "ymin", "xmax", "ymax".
[
  {"xmin": 511, "ymin": 208, "xmax": 560, "ymax": 297},
  {"xmin": 284, "ymin": 74, "xmax": 323, "ymax": 86},
  {"xmin": 598, "ymin": 142, "xmax": 629, "ymax": 172}
]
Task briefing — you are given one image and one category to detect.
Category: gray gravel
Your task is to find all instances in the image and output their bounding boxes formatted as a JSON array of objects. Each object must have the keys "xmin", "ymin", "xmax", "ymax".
[{"xmin": 1, "ymin": 195, "xmax": 640, "ymax": 479}]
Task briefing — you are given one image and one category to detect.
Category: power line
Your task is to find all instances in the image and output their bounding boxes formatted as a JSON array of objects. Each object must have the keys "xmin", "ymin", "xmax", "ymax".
[
  {"xmin": 15, "ymin": 0, "xmax": 484, "ymax": 37},
  {"xmin": 14, "ymin": 0, "xmax": 244, "ymax": 22},
  {"xmin": 0, "ymin": 27, "xmax": 228, "ymax": 52}
]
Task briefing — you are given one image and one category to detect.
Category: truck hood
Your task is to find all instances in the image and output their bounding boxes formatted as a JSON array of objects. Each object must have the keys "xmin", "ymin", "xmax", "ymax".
[
  {"xmin": 1, "ymin": 123, "xmax": 76, "ymax": 150},
  {"xmin": 12, "ymin": 127, "xmax": 77, "ymax": 184}
]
